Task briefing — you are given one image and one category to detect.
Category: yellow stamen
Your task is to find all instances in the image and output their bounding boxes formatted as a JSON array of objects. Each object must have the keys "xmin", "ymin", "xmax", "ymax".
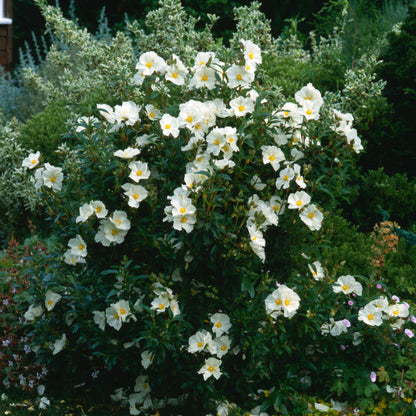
[{"xmin": 201, "ymin": 75, "xmax": 208, "ymax": 82}]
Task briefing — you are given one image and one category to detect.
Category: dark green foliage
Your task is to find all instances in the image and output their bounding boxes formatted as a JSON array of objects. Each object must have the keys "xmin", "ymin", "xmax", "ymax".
[
  {"xmin": 19, "ymin": 101, "xmax": 72, "ymax": 164},
  {"xmin": 377, "ymin": 5, "xmax": 416, "ymax": 177},
  {"xmin": 347, "ymin": 168, "xmax": 416, "ymax": 231}
]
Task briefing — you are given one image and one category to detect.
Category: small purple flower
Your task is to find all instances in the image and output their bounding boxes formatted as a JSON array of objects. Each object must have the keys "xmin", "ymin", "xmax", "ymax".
[
  {"xmin": 403, "ymin": 302, "xmax": 409, "ymax": 309},
  {"xmin": 376, "ymin": 283, "xmax": 382, "ymax": 289},
  {"xmin": 392, "ymin": 295, "xmax": 400, "ymax": 303},
  {"xmin": 343, "ymin": 319, "xmax": 351, "ymax": 328},
  {"xmin": 348, "ymin": 300, "xmax": 354, "ymax": 306},
  {"xmin": 370, "ymin": 371, "xmax": 376, "ymax": 382},
  {"xmin": 411, "ymin": 315, "xmax": 416, "ymax": 324},
  {"xmin": 276, "ymin": 282, "xmax": 281, "ymax": 287},
  {"xmin": 340, "ymin": 344, "xmax": 346, "ymax": 350},
  {"xmin": 404, "ymin": 329, "xmax": 414, "ymax": 338}
]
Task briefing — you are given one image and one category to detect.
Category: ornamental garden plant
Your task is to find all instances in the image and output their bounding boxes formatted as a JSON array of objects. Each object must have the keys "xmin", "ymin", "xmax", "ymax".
[{"xmin": 1, "ymin": 1, "xmax": 416, "ymax": 415}]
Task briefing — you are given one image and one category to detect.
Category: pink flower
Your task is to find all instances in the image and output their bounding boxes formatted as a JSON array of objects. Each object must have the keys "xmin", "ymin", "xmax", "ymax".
[
  {"xmin": 343, "ymin": 319, "xmax": 351, "ymax": 328},
  {"xmin": 348, "ymin": 300, "xmax": 354, "ymax": 306},
  {"xmin": 392, "ymin": 295, "xmax": 400, "ymax": 303},
  {"xmin": 376, "ymin": 283, "xmax": 382, "ymax": 289},
  {"xmin": 404, "ymin": 329, "xmax": 414, "ymax": 338},
  {"xmin": 410, "ymin": 315, "xmax": 416, "ymax": 324},
  {"xmin": 370, "ymin": 371, "xmax": 376, "ymax": 382}
]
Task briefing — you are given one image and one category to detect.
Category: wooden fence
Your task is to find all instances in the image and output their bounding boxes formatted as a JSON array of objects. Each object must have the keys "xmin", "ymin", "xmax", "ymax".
[{"xmin": 0, "ymin": 0, "xmax": 12, "ymax": 71}]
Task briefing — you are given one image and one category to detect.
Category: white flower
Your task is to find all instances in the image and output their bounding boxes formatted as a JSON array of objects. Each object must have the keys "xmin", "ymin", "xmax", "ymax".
[
  {"xmin": 136, "ymin": 51, "xmax": 167, "ymax": 76},
  {"xmin": 39, "ymin": 397, "xmax": 50, "ymax": 409},
  {"xmin": 265, "ymin": 285, "xmax": 300, "ymax": 319},
  {"xmin": 160, "ymin": 113, "xmax": 181, "ymax": 138},
  {"xmin": 63, "ymin": 249, "xmax": 86, "ymax": 266},
  {"xmin": 314, "ymin": 403, "xmax": 330, "ymax": 412},
  {"xmin": 210, "ymin": 313, "xmax": 232, "ymax": 337},
  {"xmin": 52, "ymin": 333, "xmax": 66, "ymax": 355},
  {"xmin": 358, "ymin": 304, "xmax": 384, "ymax": 326},
  {"xmin": 188, "ymin": 330, "xmax": 215, "ymax": 354},
  {"xmin": 128, "ymin": 161, "xmax": 151, "ymax": 182},
  {"xmin": 333, "ymin": 275, "xmax": 363, "ymax": 296},
  {"xmin": 198, "ymin": 357, "xmax": 222, "ymax": 380},
  {"xmin": 67, "ymin": 234, "xmax": 87, "ymax": 257},
  {"xmin": 387, "ymin": 303, "xmax": 409, "ymax": 319},
  {"xmin": 76, "ymin": 202, "xmax": 94, "ymax": 223},
  {"xmin": 134, "ymin": 375, "xmax": 152, "ymax": 399},
  {"xmin": 321, "ymin": 318, "xmax": 349, "ymax": 336},
  {"xmin": 121, "ymin": 183, "xmax": 148, "ymax": 208},
  {"xmin": 97, "ymin": 104, "xmax": 116, "ymax": 124},
  {"xmin": 225, "ymin": 64, "xmax": 253, "ymax": 89},
  {"xmin": 106, "ymin": 305, "xmax": 123, "ymax": 330},
  {"xmin": 241, "ymin": 39, "xmax": 262, "ymax": 65},
  {"xmin": 90, "ymin": 200, "xmax": 108, "ymax": 218},
  {"xmin": 261, "ymin": 145, "xmax": 285, "ymax": 171},
  {"xmin": 215, "ymin": 335, "xmax": 231, "ymax": 358},
  {"xmin": 24, "ymin": 304, "xmax": 43, "ymax": 321},
  {"xmin": 93, "ymin": 311, "xmax": 106, "ymax": 331},
  {"xmin": 287, "ymin": 191, "xmax": 311, "ymax": 210},
  {"xmin": 165, "ymin": 54, "xmax": 188, "ymax": 85},
  {"xmin": 42, "ymin": 163, "xmax": 63, "ymax": 191},
  {"xmin": 275, "ymin": 166, "xmax": 295, "ymax": 190},
  {"xmin": 95, "ymin": 219, "xmax": 127, "ymax": 246},
  {"xmin": 229, "ymin": 96, "xmax": 254, "ymax": 117},
  {"xmin": 75, "ymin": 115, "xmax": 99, "ymax": 132},
  {"xmin": 189, "ymin": 66, "xmax": 217, "ymax": 90},
  {"xmin": 308, "ymin": 260, "xmax": 325, "ymax": 281},
  {"xmin": 111, "ymin": 300, "xmax": 131, "ymax": 322},
  {"xmin": 114, "ymin": 147, "xmax": 141, "ymax": 159},
  {"xmin": 145, "ymin": 104, "xmax": 162, "ymax": 120},
  {"xmin": 150, "ymin": 295, "xmax": 170, "ymax": 313},
  {"xmin": 110, "ymin": 210, "xmax": 131, "ymax": 230},
  {"xmin": 295, "ymin": 83, "xmax": 323, "ymax": 108},
  {"xmin": 141, "ymin": 350, "xmax": 154, "ymax": 369},
  {"xmin": 45, "ymin": 290, "xmax": 62, "ymax": 311},
  {"xmin": 22, "ymin": 151, "xmax": 41, "ymax": 169},
  {"xmin": 300, "ymin": 204, "xmax": 323, "ymax": 231},
  {"xmin": 114, "ymin": 101, "xmax": 140, "ymax": 126}
]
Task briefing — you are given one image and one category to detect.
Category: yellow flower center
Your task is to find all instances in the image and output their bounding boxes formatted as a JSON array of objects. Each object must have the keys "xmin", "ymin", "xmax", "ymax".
[
  {"xmin": 78, "ymin": 244, "xmax": 85, "ymax": 251},
  {"xmin": 181, "ymin": 217, "xmax": 188, "ymax": 223},
  {"xmin": 342, "ymin": 284, "xmax": 348, "ymax": 291},
  {"xmin": 296, "ymin": 200, "xmax": 302, "ymax": 206},
  {"xmin": 143, "ymin": 383, "xmax": 148, "ymax": 390},
  {"xmin": 172, "ymin": 72, "xmax": 178, "ymax": 78},
  {"xmin": 136, "ymin": 170, "xmax": 142, "ymax": 176},
  {"xmin": 284, "ymin": 299, "xmax": 290, "ymax": 306},
  {"xmin": 112, "ymin": 229, "xmax": 119, "ymax": 236},
  {"xmin": 308, "ymin": 212, "xmax": 314, "ymax": 219},
  {"xmin": 306, "ymin": 109, "xmax": 312, "ymax": 115},
  {"xmin": 214, "ymin": 139, "xmax": 220, "ymax": 145},
  {"xmin": 50, "ymin": 176, "xmax": 56, "ymax": 183},
  {"xmin": 275, "ymin": 299, "xmax": 282, "ymax": 305},
  {"xmin": 238, "ymin": 105, "xmax": 245, "ymax": 112},
  {"xmin": 133, "ymin": 194, "xmax": 139, "ymax": 200},
  {"xmin": 368, "ymin": 314, "xmax": 374, "ymax": 320},
  {"xmin": 264, "ymin": 390, "xmax": 269, "ymax": 397},
  {"xmin": 305, "ymin": 96, "xmax": 311, "ymax": 100},
  {"xmin": 252, "ymin": 236, "xmax": 257, "ymax": 241},
  {"xmin": 149, "ymin": 112, "xmax": 154, "ymax": 118},
  {"xmin": 120, "ymin": 308, "xmax": 126, "ymax": 315},
  {"xmin": 195, "ymin": 124, "xmax": 201, "ymax": 130},
  {"xmin": 165, "ymin": 124, "xmax": 171, "ymax": 130},
  {"xmin": 269, "ymin": 155, "xmax": 275, "ymax": 161},
  {"xmin": 273, "ymin": 205, "xmax": 279, "ymax": 211},
  {"xmin": 283, "ymin": 175, "xmax": 288, "ymax": 181},
  {"xmin": 221, "ymin": 345, "xmax": 227, "ymax": 351},
  {"xmin": 47, "ymin": 300, "xmax": 53, "ymax": 306},
  {"xmin": 284, "ymin": 111, "xmax": 289, "ymax": 117},
  {"xmin": 180, "ymin": 207, "xmax": 186, "ymax": 214},
  {"xmin": 236, "ymin": 74, "xmax": 242, "ymax": 81},
  {"xmin": 208, "ymin": 366, "xmax": 215, "ymax": 372},
  {"xmin": 114, "ymin": 312, "xmax": 119, "ymax": 319},
  {"xmin": 31, "ymin": 159, "xmax": 37, "ymax": 164},
  {"xmin": 96, "ymin": 207, "xmax": 101, "ymax": 213},
  {"xmin": 249, "ymin": 53, "xmax": 254, "ymax": 59},
  {"xmin": 393, "ymin": 310, "xmax": 399, "ymax": 315},
  {"xmin": 115, "ymin": 219, "xmax": 121, "ymax": 225},
  {"xmin": 228, "ymin": 137, "xmax": 234, "ymax": 142},
  {"xmin": 201, "ymin": 75, "xmax": 208, "ymax": 82},
  {"xmin": 145, "ymin": 62, "xmax": 152, "ymax": 68},
  {"xmin": 159, "ymin": 304, "xmax": 165, "ymax": 310},
  {"xmin": 199, "ymin": 61, "xmax": 205, "ymax": 66},
  {"xmin": 216, "ymin": 322, "xmax": 222, "ymax": 328},
  {"xmin": 186, "ymin": 116, "xmax": 193, "ymax": 123},
  {"xmin": 197, "ymin": 342, "xmax": 204, "ymax": 348}
]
